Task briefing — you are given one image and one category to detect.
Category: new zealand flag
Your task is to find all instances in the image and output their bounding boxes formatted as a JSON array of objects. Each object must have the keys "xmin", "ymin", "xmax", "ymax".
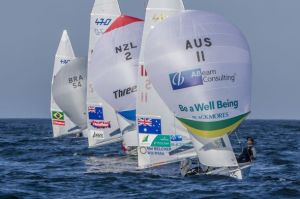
[
  {"xmin": 88, "ymin": 106, "xmax": 104, "ymax": 120},
  {"xmin": 138, "ymin": 118, "xmax": 161, "ymax": 134}
]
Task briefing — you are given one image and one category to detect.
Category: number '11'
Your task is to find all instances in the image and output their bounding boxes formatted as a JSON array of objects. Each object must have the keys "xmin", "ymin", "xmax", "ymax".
[{"xmin": 196, "ymin": 51, "xmax": 205, "ymax": 62}]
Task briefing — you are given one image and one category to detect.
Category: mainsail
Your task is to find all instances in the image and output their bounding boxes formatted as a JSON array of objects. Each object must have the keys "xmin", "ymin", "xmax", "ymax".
[
  {"xmin": 87, "ymin": 0, "xmax": 122, "ymax": 147},
  {"xmin": 51, "ymin": 30, "xmax": 81, "ymax": 137},
  {"xmin": 52, "ymin": 58, "xmax": 88, "ymax": 131},
  {"xmin": 89, "ymin": 16, "xmax": 143, "ymax": 151},
  {"xmin": 144, "ymin": 10, "xmax": 251, "ymax": 169},
  {"xmin": 137, "ymin": 0, "xmax": 197, "ymax": 169}
]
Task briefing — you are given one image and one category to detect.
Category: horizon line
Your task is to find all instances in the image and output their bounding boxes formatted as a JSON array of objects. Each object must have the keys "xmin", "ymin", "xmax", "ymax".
[{"xmin": 0, "ymin": 117, "xmax": 299, "ymax": 121}]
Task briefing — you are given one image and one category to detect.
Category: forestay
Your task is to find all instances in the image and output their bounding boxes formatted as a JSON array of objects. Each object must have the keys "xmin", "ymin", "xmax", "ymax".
[{"xmin": 144, "ymin": 10, "xmax": 251, "ymax": 167}]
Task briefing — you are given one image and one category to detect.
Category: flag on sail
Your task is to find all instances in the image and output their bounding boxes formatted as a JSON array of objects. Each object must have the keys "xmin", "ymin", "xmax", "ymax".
[
  {"xmin": 88, "ymin": 106, "xmax": 104, "ymax": 120},
  {"xmin": 138, "ymin": 117, "xmax": 161, "ymax": 134},
  {"xmin": 52, "ymin": 111, "xmax": 65, "ymax": 126}
]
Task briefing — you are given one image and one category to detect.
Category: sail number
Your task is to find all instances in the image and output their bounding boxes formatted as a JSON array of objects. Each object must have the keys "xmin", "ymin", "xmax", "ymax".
[
  {"xmin": 68, "ymin": 75, "xmax": 84, "ymax": 89},
  {"xmin": 60, "ymin": 59, "xmax": 70, "ymax": 65},
  {"xmin": 185, "ymin": 37, "xmax": 212, "ymax": 63},
  {"xmin": 95, "ymin": 18, "xmax": 112, "ymax": 26},
  {"xmin": 115, "ymin": 42, "xmax": 138, "ymax": 61}
]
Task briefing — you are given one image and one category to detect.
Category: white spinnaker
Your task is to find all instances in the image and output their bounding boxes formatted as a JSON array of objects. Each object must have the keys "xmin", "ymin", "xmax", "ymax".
[
  {"xmin": 137, "ymin": 0, "xmax": 197, "ymax": 169},
  {"xmin": 87, "ymin": 0, "xmax": 122, "ymax": 148},
  {"xmin": 144, "ymin": 11, "xmax": 251, "ymax": 167},
  {"xmin": 90, "ymin": 17, "xmax": 143, "ymax": 149},
  {"xmin": 51, "ymin": 30, "xmax": 80, "ymax": 137},
  {"xmin": 52, "ymin": 58, "xmax": 87, "ymax": 130}
]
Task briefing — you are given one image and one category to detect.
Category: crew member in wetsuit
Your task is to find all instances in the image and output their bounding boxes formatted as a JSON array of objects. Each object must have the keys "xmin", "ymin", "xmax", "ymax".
[
  {"xmin": 180, "ymin": 159, "xmax": 208, "ymax": 177},
  {"xmin": 237, "ymin": 137, "xmax": 256, "ymax": 163}
]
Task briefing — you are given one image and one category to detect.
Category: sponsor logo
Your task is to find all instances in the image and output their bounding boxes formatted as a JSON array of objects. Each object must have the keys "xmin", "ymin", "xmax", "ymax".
[
  {"xmin": 140, "ymin": 146, "xmax": 171, "ymax": 156},
  {"xmin": 113, "ymin": 85, "xmax": 137, "ymax": 99},
  {"xmin": 151, "ymin": 135, "xmax": 170, "ymax": 147},
  {"xmin": 138, "ymin": 118, "xmax": 161, "ymax": 134},
  {"xmin": 88, "ymin": 106, "xmax": 104, "ymax": 120},
  {"xmin": 92, "ymin": 130, "xmax": 104, "ymax": 139},
  {"xmin": 169, "ymin": 68, "xmax": 203, "ymax": 90},
  {"xmin": 60, "ymin": 59, "xmax": 70, "ymax": 65},
  {"xmin": 95, "ymin": 18, "xmax": 112, "ymax": 26},
  {"xmin": 170, "ymin": 68, "xmax": 237, "ymax": 91},
  {"xmin": 52, "ymin": 111, "xmax": 64, "ymax": 120},
  {"xmin": 91, "ymin": 121, "xmax": 111, "ymax": 129},
  {"xmin": 139, "ymin": 146, "xmax": 147, "ymax": 154},
  {"xmin": 152, "ymin": 13, "xmax": 167, "ymax": 22},
  {"xmin": 179, "ymin": 99, "xmax": 239, "ymax": 114},
  {"xmin": 140, "ymin": 134, "xmax": 171, "ymax": 148},
  {"xmin": 53, "ymin": 120, "xmax": 65, "ymax": 126},
  {"xmin": 170, "ymin": 135, "xmax": 183, "ymax": 142}
]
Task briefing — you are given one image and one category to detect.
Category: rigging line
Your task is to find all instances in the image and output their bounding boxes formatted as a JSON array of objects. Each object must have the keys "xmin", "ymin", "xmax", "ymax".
[{"xmin": 234, "ymin": 129, "xmax": 243, "ymax": 152}]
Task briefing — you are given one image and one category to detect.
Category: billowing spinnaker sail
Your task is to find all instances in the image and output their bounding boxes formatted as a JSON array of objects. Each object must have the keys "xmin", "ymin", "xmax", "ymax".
[
  {"xmin": 52, "ymin": 58, "xmax": 88, "ymax": 129},
  {"xmin": 51, "ymin": 30, "xmax": 79, "ymax": 137},
  {"xmin": 90, "ymin": 16, "xmax": 143, "ymax": 148},
  {"xmin": 144, "ymin": 11, "xmax": 251, "ymax": 167},
  {"xmin": 87, "ymin": 0, "xmax": 122, "ymax": 147},
  {"xmin": 137, "ymin": 0, "xmax": 197, "ymax": 169}
]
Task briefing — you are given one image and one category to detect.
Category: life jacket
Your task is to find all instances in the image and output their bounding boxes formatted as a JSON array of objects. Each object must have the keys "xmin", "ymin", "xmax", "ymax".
[{"xmin": 240, "ymin": 146, "xmax": 253, "ymax": 162}]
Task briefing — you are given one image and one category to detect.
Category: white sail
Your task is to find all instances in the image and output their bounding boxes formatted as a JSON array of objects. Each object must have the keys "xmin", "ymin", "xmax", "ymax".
[
  {"xmin": 52, "ymin": 58, "xmax": 88, "ymax": 131},
  {"xmin": 90, "ymin": 16, "xmax": 143, "ymax": 151},
  {"xmin": 144, "ymin": 10, "xmax": 251, "ymax": 169},
  {"xmin": 137, "ymin": 0, "xmax": 197, "ymax": 169},
  {"xmin": 51, "ymin": 30, "xmax": 81, "ymax": 137},
  {"xmin": 87, "ymin": 0, "xmax": 122, "ymax": 147}
]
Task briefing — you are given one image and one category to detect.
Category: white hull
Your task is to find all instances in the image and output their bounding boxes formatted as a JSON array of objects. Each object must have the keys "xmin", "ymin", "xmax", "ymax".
[{"xmin": 204, "ymin": 162, "xmax": 252, "ymax": 180}]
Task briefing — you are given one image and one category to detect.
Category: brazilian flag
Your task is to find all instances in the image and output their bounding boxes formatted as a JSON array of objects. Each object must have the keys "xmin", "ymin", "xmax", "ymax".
[{"xmin": 52, "ymin": 111, "xmax": 64, "ymax": 121}]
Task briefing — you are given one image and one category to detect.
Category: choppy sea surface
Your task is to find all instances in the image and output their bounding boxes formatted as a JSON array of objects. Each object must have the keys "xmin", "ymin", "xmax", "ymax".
[{"xmin": 0, "ymin": 119, "xmax": 299, "ymax": 199}]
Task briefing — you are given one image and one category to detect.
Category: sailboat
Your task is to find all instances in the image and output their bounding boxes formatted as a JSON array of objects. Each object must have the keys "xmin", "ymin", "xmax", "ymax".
[
  {"xmin": 51, "ymin": 30, "xmax": 86, "ymax": 137},
  {"xmin": 143, "ymin": 10, "xmax": 252, "ymax": 179},
  {"xmin": 86, "ymin": 0, "xmax": 123, "ymax": 148},
  {"xmin": 137, "ymin": 0, "xmax": 197, "ymax": 169},
  {"xmin": 89, "ymin": 16, "xmax": 144, "ymax": 154}
]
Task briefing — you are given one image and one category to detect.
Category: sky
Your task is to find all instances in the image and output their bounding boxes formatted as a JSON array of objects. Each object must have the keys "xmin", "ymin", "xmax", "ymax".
[{"xmin": 0, "ymin": 0, "xmax": 299, "ymax": 119}]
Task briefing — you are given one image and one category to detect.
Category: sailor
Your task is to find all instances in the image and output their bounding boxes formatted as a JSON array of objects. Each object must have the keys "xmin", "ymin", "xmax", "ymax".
[
  {"xmin": 180, "ymin": 159, "xmax": 207, "ymax": 177},
  {"xmin": 237, "ymin": 137, "xmax": 256, "ymax": 163},
  {"xmin": 76, "ymin": 132, "xmax": 83, "ymax": 137}
]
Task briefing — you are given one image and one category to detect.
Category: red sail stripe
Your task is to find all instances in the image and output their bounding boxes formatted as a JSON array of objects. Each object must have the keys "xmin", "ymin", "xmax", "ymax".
[
  {"xmin": 105, "ymin": 15, "xmax": 143, "ymax": 33},
  {"xmin": 141, "ymin": 65, "xmax": 144, "ymax": 76},
  {"xmin": 53, "ymin": 120, "xmax": 65, "ymax": 126},
  {"xmin": 141, "ymin": 65, "xmax": 148, "ymax": 77}
]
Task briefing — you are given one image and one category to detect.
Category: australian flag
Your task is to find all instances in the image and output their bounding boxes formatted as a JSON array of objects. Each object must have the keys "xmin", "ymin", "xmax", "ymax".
[
  {"xmin": 88, "ymin": 106, "xmax": 104, "ymax": 120},
  {"xmin": 138, "ymin": 117, "xmax": 161, "ymax": 134}
]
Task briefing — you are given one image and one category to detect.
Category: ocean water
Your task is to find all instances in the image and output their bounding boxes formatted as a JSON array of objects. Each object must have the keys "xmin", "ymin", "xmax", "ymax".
[{"xmin": 0, "ymin": 119, "xmax": 299, "ymax": 199}]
